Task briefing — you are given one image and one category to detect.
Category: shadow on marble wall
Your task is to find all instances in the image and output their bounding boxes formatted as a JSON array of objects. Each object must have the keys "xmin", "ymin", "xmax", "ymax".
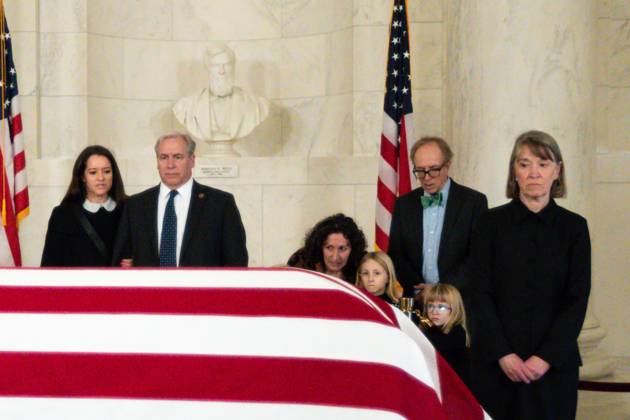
[{"xmin": 234, "ymin": 102, "xmax": 284, "ymax": 157}]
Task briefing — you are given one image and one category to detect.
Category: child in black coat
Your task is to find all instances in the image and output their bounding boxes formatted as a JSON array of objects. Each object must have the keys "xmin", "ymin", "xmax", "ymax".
[{"xmin": 422, "ymin": 284, "xmax": 470, "ymax": 388}]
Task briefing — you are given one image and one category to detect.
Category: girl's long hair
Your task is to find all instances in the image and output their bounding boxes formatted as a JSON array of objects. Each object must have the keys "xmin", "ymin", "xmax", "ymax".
[
  {"xmin": 423, "ymin": 283, "xmax": 470, "ymax": 347},
  {"xmin": 355, "ymin": 251, "xmax": 402, "ymax": 304}
]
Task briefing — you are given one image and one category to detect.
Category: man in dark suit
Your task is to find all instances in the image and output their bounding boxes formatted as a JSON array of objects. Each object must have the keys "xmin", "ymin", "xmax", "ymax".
[
  {"xmin": 388, "ymin": 137, "xmax": 487, "ymax": 297},
  {"xmin": 112, "ymin": 132, "xmax": 248, "ymax": 267}
]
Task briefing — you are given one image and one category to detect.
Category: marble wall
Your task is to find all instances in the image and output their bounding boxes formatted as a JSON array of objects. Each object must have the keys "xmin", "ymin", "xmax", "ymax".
[
  {"xmin": 5, "ymin": 0, "xmax": 445, "ymax": 268},
  {"xmin": 591, "ymin": 0, "xmax": 630, "ymax": 357},
  {"xmin": 446, "ymin": 0, "xmax": 595, "ymax": 216}
]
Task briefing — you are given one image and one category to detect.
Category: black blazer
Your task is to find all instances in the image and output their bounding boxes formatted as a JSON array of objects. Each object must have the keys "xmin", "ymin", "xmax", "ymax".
[
  {"xmin": 388, "ymin": 179, "xmax": 488, "ymax": 296},
  {"xmin": 41, "ymin": 201, "xmax": 122, "ymax": 267},
  {"xmin": 112, "ymin": 181, "xmax": 248, "ymax": 267}
]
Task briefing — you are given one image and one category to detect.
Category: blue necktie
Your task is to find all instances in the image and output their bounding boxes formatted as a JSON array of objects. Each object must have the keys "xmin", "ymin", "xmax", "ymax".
[{"xmin": 159, "ymin": 190, "xmax": 178, "ymax": 267}]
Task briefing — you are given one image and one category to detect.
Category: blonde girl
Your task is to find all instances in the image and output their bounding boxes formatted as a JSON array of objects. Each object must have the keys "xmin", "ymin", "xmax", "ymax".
[
  {"xmin": 355, "ymin": 252, "xmax": 401, "ymax": 305},
  {"xmin": 422, "ymin": 284, "xmax": 470, "ymax": 386},
  {"xmin": 423, "ymin": 284, "xmax": 470, "ymax": 344}
]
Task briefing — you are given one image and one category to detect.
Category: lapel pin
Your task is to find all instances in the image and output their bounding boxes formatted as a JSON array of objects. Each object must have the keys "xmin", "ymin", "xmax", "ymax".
[{"xmin": 198, "ymin": 193, "xmax": 205, "ymax": 199}]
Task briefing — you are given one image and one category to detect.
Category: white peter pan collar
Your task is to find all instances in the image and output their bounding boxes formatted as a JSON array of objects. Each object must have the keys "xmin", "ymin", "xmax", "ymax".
[{"xmin": 82, "ymin": 197, "xmax": 117, "ymax": 213}]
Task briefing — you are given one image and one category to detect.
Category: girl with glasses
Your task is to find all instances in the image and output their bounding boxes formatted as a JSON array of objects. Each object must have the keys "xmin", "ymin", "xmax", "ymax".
[{"xmin": 422, "ymin": 283, "xmax": 471, "ymax": 388}]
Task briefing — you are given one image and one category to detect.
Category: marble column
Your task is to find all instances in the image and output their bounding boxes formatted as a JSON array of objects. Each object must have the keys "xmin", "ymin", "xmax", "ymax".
[{"xmin": 445, "ymin": 0, "xmax": 613, "ymax": 379}]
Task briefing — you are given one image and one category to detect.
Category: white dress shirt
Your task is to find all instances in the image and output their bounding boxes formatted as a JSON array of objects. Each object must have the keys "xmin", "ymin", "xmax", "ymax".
[{"xmin": 157, "ymin": 177, "xmax": 193, "ymax": 266}]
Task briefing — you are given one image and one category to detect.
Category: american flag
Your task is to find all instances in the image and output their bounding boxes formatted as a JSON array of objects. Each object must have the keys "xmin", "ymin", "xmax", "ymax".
[
  {"xmin": 0, "ymin": 10, "xmax": 28, "ymax": 267},
  {"xmin": 376, "ymin": 0, "xmax": 415, "ymax": 252},
  {"xmin": 0, "ymin": 268, "xmax": 487, "ymax": 419}
]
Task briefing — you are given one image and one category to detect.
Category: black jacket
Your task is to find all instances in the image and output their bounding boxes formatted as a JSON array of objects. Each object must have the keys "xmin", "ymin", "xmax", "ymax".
[
  {"xmin": 469, "ymin": 199, "xmax": 590, "ymax": 369},
  {"xmin": 112, "ymin": 181, "xmax": 248, "ymax": 267},
  {"xmin": 424, "ymin": 324, "xmax": 469, "ymax": 386},
  {"xmin": 41, "ymin": 201, "xmax": 122, "ymax": 267},
  {"xmin": 388, "ymin": 179, "xmax": 488, "ymax": 296}
]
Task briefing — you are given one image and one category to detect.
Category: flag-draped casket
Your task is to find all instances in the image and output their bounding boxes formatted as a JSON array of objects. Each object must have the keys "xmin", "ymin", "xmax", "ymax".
[{"xmin": 0, "ymin": 268, "xmax": 485, "ymax": 419}]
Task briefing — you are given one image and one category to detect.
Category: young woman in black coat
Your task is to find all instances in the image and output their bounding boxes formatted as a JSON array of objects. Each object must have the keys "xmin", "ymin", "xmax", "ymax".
[{"xmin": 41, "ymin": 145, "xmax": 127, "ymax": 266}]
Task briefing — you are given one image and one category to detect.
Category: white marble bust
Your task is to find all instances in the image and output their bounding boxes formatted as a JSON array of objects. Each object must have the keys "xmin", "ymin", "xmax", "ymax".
[{"xmin": 173, "ymin": 44, "xmax": 270, "ymax": 144}]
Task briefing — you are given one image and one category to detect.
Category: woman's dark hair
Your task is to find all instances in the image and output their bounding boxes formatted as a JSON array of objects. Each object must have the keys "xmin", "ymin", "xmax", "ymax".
[
  {"xmin": 62, "ymin": 145, "xmax": 127, "ymax": 204},
  {"xmin": 302, "ymin": 213, "xmax": 367, "ymax": 281},
  {"xmin": 287, "ymin": 247, "xmax": 306, "ymax": 268}
]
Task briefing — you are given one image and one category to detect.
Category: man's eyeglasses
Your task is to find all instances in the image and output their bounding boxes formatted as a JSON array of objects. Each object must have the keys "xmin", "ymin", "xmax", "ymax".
[
  {"xmin": 413, "ymin": 164, "xmax": 446, "ymax": 179},
  {"xmin": 425, "ymin": 303, "xmax": 452, "ymax": 313}
]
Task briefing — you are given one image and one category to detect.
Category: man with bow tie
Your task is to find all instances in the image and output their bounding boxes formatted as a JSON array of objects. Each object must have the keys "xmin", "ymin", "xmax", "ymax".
[
  {"xmin": 388, "ymin": 137, "xmax": 487, "ymax": 298},
  {"xmin": 112, "ymin": 132, "xmax": 248, "ymax": 268}
]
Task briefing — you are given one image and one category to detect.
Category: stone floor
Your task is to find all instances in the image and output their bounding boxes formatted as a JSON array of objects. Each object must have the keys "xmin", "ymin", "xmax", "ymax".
[{"xmin": 577, "ymin": 357, "xmax": 630, "ymax": 419}]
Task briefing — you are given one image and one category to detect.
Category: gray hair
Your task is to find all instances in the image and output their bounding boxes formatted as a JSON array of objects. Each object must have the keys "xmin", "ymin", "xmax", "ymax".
[
  {"xmin": 154, "ymin": 132, "xmax": 196, "ymax": 156},
  {"xmin": 506, "ymin": 130, "xmax": 566, "ymax": 198}
]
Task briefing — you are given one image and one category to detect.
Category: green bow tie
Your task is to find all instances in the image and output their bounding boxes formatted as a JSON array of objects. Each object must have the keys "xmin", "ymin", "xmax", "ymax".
[{"xmin": 421, "ymin": 192, "xmax": 443, "ymax": 209}]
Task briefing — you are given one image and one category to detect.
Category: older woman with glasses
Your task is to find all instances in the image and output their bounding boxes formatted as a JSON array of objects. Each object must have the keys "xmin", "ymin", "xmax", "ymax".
[{"xmin": 469, "ymin": 130, "xmax": 591, "ymax": 420}]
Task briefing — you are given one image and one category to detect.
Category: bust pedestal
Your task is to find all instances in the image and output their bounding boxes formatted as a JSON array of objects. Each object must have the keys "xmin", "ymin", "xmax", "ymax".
[
  {"xmin": 579, "ymin": 312, "xmax": 615, "ymax": 379},
  {"xmin": 205, "ymin": 138, "xmax": 239, "ymax": 157}
]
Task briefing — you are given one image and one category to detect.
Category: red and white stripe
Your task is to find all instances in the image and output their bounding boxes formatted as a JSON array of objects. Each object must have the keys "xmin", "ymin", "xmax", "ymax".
[
  {"xmin": 0, "ymin": 93, "xmax": 28, "ymax": 267},
  {"xmin": 376, "ymin": 111, "xmax": 414, "ymax": 252},
  {"xmin": 0, "ymin": 268, "xmax": 487, "ymax": 419},
  {"xmin": 375, "ymin": 0, "xmax": 416, "ymax": 252}
]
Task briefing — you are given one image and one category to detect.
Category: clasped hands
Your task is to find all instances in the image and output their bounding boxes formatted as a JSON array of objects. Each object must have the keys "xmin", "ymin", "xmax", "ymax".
[{"xmin": 499, "ymin": 353, "xmax": 550, "ymax": 383}]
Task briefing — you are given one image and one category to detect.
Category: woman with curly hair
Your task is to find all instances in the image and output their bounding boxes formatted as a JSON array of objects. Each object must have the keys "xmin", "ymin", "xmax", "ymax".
[{"xmin": 289, "ymin": 213, "xmax": 367, "ymax": 283}]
